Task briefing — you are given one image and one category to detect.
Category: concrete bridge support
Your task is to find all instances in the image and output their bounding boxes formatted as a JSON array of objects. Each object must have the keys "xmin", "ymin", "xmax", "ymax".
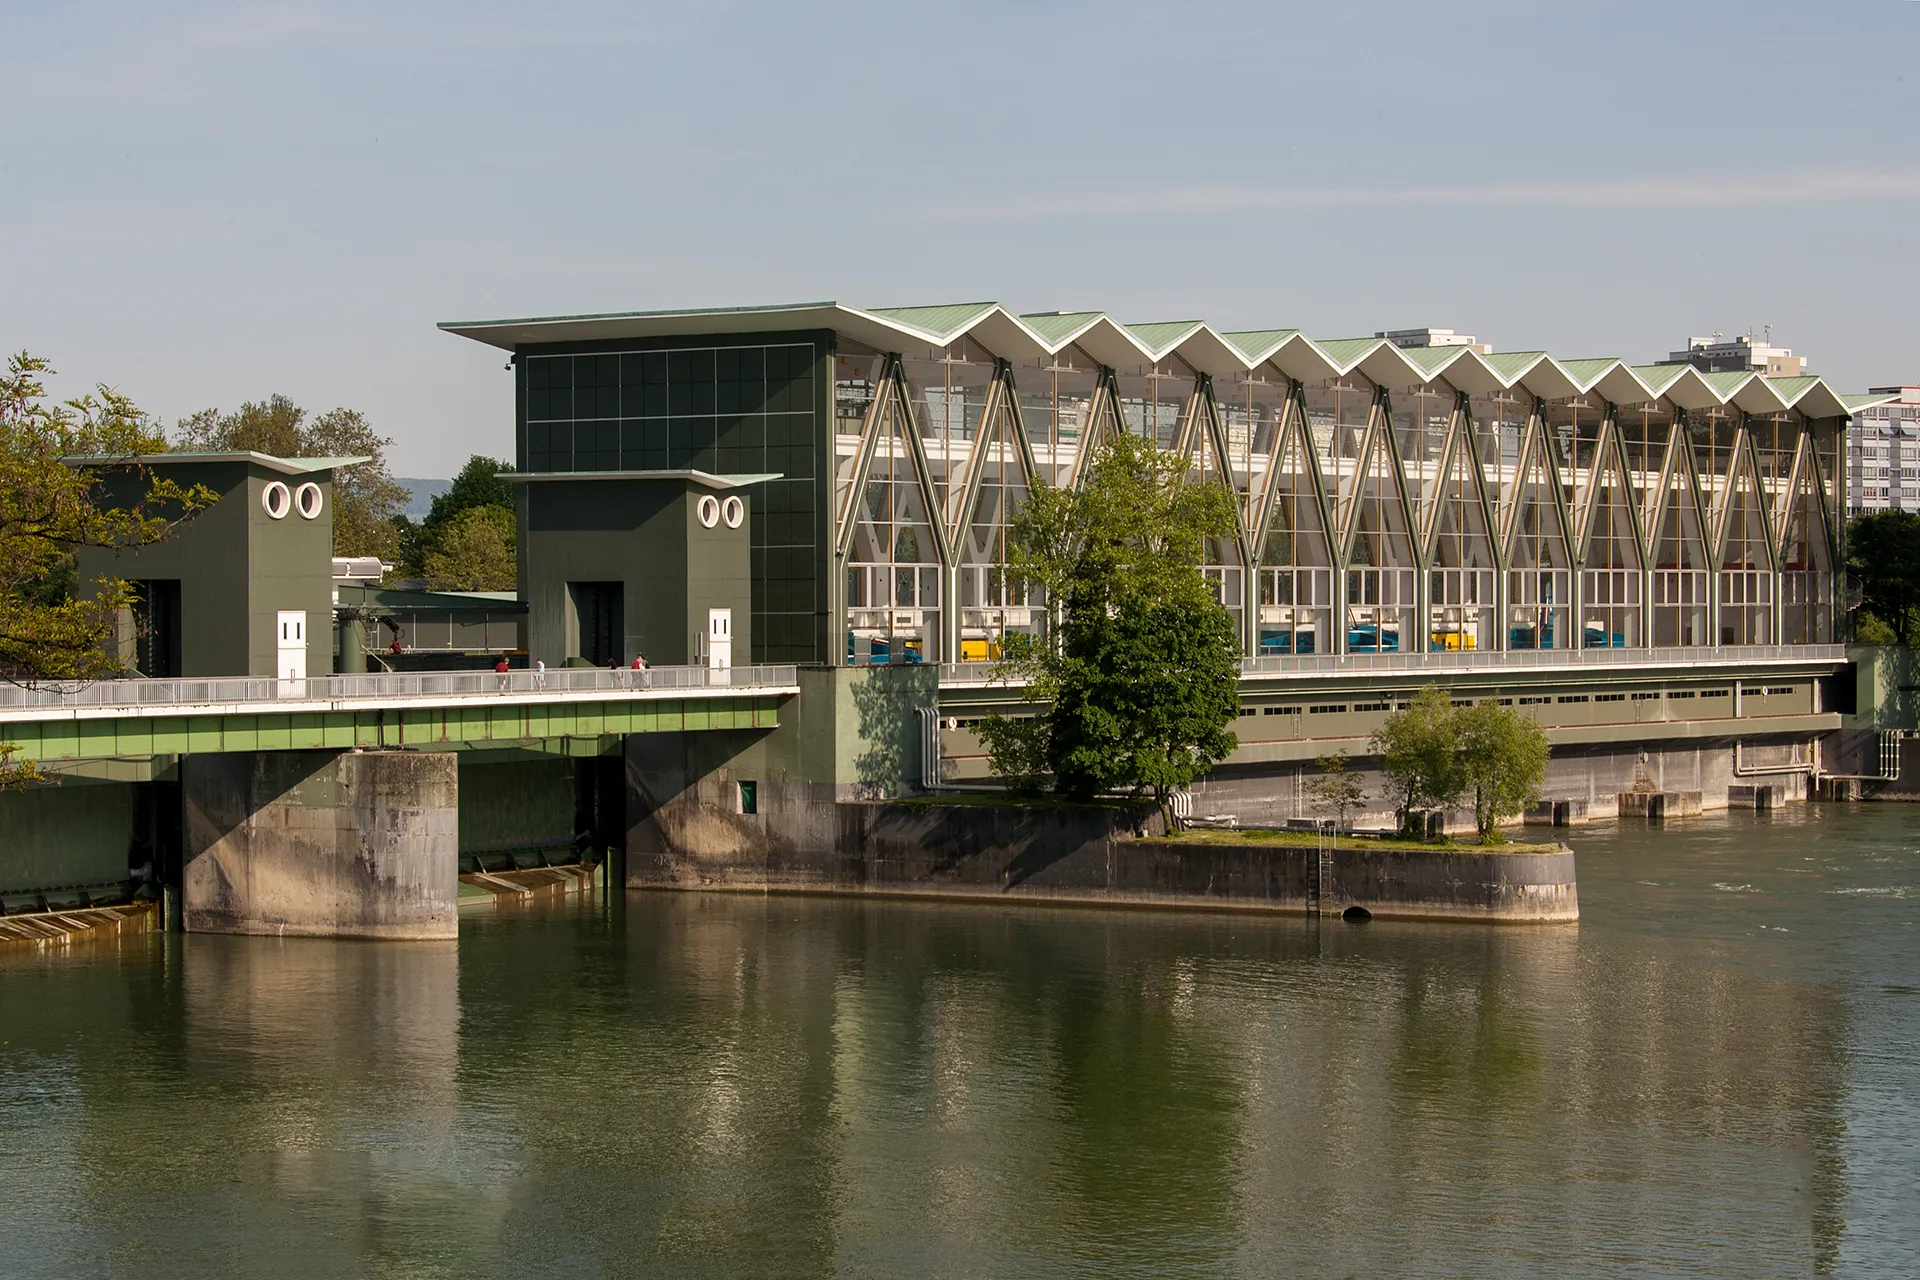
[{"xmin": 182, "ymin": 749, "xmax": 459, "ymax": 939}]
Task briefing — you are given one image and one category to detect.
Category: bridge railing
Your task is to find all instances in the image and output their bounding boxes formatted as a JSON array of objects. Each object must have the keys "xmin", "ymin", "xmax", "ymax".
[
  {"xmin": 935, "ymin": 643, "xmax": 1848, "ymax": 687},
  {"xmin": 0, "ymin": 664, "xmax": 800, "ymax": 711}
]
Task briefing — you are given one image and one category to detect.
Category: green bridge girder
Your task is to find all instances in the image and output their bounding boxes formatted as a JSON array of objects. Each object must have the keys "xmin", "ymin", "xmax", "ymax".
[{"xmin": 1, "ymin": 694, "xmax": 784, "ymax": 764}]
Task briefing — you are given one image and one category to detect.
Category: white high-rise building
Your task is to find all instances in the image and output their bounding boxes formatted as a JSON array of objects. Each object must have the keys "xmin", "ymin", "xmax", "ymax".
[{"xmin": 1848, "ymin": 386, "xmax": 1920, "ymax": 516}]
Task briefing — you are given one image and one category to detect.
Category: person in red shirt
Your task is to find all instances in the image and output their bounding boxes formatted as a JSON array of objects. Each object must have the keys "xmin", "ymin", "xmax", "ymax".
[{"xmin": 494, "ymin": 654, "xmax": 510, "ymax": 690}]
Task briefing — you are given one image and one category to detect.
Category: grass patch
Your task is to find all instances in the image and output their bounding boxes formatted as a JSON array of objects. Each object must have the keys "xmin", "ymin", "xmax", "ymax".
[
  {"xmin": 887, "ymin": 792, "xmax": 1139, "ymax": 811},
  {"xmin": 1153, "ymin": 827, "xmax": 1558, "ymax": 853}
]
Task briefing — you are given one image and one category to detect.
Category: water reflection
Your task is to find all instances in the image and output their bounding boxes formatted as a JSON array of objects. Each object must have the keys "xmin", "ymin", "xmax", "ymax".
[{"xmin": 1, "ymin": 805, "xmax": 1915, "ymax": 1277}]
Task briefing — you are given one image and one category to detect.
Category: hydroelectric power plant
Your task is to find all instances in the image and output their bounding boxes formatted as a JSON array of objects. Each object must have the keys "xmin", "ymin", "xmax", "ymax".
[{"xmin": 2, "ymin": 302, "xmax": 1908, "ymax": 934}]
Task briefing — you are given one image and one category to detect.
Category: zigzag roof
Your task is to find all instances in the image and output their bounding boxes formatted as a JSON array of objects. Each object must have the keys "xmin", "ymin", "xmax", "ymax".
[{"xmin": 440, "ymin": 301, "xmax": 1890, "ymax": 418}]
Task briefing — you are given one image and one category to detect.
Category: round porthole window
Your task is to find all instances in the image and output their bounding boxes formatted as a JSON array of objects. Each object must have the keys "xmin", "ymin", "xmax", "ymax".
[
  {"xmin": 262, "ymin": 481, "xmax": 291, "ymax": 519},
  {"xmin": 696, "ymin": 494, "xmax": 721, "ymax": 528},
  {"xmin": 294, "ymin": 482, "xmax": 324, "ymax": 519},
  {"xmin": 721, "ymin": 495, "xmax": 745, "ymax": 528}
]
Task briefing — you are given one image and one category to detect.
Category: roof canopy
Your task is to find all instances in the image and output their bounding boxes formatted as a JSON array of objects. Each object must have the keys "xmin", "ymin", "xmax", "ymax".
[
  {"xmin": 65, "ymin": 451, "xmax": 371, "ymax": 475},
  {"xmin": 506, "ymin": 469, "xmax": 783, "ymax": 489},
  {"xmin": 440, "ymin": 302, "xmax": 1888, "ymax": 417}
]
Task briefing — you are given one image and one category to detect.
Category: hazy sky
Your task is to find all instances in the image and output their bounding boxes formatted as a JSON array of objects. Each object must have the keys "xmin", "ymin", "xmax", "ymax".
[{"xmin": 7, "ymin": 0, "xmax": 1919, "ymax": 475}]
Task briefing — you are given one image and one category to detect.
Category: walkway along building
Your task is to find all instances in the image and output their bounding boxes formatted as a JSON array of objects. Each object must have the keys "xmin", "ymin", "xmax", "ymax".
[{"xmin": 442, "ymin": 302, "xmax": 1882, "ymax": 668}]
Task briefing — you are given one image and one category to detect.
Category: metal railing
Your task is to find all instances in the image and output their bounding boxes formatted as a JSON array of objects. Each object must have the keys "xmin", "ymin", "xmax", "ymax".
[
  {"xmin": 0, "ymin": 664, "xmax": 800, "ymax": 712},
  {"xmin": 935, "ymin": 643, "xmax": 1847, "ymax": 687}
]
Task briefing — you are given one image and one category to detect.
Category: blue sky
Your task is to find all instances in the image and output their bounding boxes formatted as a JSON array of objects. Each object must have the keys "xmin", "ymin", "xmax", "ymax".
[{"xmin": 5, "ymin": 0, "xmax": 1919, "ymax": 474}]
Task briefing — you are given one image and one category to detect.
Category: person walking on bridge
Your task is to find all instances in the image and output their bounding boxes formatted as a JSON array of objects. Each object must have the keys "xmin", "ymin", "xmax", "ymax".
[
  {"xmin": 495, "ymin": 654, "xmax": 511, "ymax": 691},
  {"xmin": 632, "ymin": 651, "xmax": 651, "ymax": 690}
]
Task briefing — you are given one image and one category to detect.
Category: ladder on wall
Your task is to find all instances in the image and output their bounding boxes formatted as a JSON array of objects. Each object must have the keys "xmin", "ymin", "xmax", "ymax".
[{"xmin": 1311, "ymin": 820, "xmax": 1334, "ymax": 917}]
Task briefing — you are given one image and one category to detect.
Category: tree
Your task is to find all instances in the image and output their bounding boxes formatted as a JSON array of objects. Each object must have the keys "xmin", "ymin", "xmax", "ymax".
[
  {"xmin": 1456, "ymin": 700, "xmax": 1551, "ymax": 841},
  {"xmin": 1846, "ymin": 510, "xmax": 1920, "ymax": 646},
  {"xmin": 1305, "ymin": 749, "xmax": 1369, "ymax": 831},
  {"xmin": 2, "ymin": 353, "xmax": 209, "ymax": 787},
  {"xmin": 419, "ymin": 505, "xmax": 516, "ymax": 591},
  {"xmin": 176, "ymin": 395, "xmax": 408, "ymax": 559},
  {"xmin": 396, "ymin": 455, "xmax": 516, "ymax": 581},
  {"xmin": 1371, "ymin": 685, "xmax": 1466, "ymax": 837},
  {"xmin": 980, "ymin": 432, "xmax": 1241, "ymax": 812}
]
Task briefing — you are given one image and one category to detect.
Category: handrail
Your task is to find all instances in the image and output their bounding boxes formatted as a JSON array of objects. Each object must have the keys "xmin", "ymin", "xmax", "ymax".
[
  {"xmin": 0, "ymin": 664, "xmax": 799, "ymax": 711},
  {"xmin": 935, "ymin": 644, "xmax": 1847, "ymax": 687}
]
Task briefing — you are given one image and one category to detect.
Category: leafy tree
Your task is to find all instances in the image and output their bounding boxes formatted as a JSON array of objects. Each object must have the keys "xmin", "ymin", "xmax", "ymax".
[
  {"xmin": 176, "ymin": 395, "xmax": 408, "ymax": 559},
  {"xmin": 396, "ymin": 455, "xmax": 515, "ymax": 580},
  {"xmin": 2, "ymin": 353, "xmax": 209, "ymax": 786},
  {"xmin": 1845, "ymin": 510, "xmax": 1920, "ymax": 646},
  {"xmin": 1371, "ymin": 685, "xmax": 1466, "ymax": 836},
  {"xmin": 419, "ymin": 505, "xmax": 516, "ymax": 591},
  {"xmin": 980, "ymin": 432, "xmax": 1241, "ymax": 811},
  {"xmin": 1305, "ymin": 749, "xmax": 1369, "ymax": 831},
  {"xmin": 1457, "ymin": 700, "xmax": 1550, "ymax": 840}
]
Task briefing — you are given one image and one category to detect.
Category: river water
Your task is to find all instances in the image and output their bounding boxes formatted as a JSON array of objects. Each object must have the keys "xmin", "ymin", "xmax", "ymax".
[{"xmin": 1, "ymin": 804, "xmax": 1916, "ymax": 1278}]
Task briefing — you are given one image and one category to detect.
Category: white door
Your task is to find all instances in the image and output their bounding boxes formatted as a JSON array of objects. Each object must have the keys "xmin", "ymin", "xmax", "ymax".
[
  {"xmin": 277, "ymin": 610, "xmax": 307, "ymax": 696},
  {"xmin": 707, "ymin": 608, "xmax": 732, "ymax": 672}
]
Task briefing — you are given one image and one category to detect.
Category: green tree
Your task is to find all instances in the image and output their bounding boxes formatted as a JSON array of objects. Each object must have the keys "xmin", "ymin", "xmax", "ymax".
[
  {"xmin": 1846, "ymin": 510, "xmax": 1920, "ymax": 646},
  {"xmin": 2, "ymin": 353, "xmax": 209, "ymax": 787},
  {"xmin": 396, "ymin": 455, "xmax": 515, "ymax": 579},
  {"xmin": 980, "ymin": 432, "xmax": 1241, "ymax": 811},
  {"xmin": 418, "ymin": 505, "xmax": 516, "ymax": 591},
  {"xmin": 1371, "ymin": 685, "xmax": 1466, "ymax": 837},
  {"xmin": 1456, "ymin": 700, "xmax": 1550, "ymax": 841},
  {"xmin": 1305, "ymin": 749, "xmax": 1369, "ymax": 831},
  {"xmin": 176, "ymin": 395, "xmax": 408, "ymax": 559}
]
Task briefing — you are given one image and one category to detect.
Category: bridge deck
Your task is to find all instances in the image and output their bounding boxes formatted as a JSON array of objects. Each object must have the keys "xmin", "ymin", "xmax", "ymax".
[{"xmin": 0, "ymin": 665, "xmax": 798, "ymax": 762}]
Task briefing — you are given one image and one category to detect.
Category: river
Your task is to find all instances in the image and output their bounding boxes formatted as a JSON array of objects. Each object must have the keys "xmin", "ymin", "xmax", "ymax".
[{"xmin": 1, "ymin": 803, "xmax": 1916, "ymax": 1278}]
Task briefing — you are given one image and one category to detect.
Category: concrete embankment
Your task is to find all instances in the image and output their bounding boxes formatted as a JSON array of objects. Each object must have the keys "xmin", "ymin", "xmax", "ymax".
[{"xmin": 632, "ymin": 801, "xmax": 1578, "ymax": 924}]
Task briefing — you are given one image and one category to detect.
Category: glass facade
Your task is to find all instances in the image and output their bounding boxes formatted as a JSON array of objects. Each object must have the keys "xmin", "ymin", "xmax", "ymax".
[
  {"xmin": 519, "ymin": 333, "xmax": 828, "ymax": 663},
  {"xmin": 504, "ymin": 313, "xmax": 1850, "ymax": 665}
]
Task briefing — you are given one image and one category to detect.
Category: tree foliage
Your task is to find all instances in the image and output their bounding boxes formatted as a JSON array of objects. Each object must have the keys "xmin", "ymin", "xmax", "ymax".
[
  {"xmin": 1305, "ymin": 749, "xmax": 1369, "ymax": 831},
  {"xmin": 1371, "ymin": 685, "xmax": 1466, "ymax": 832},
  {"xmin": 419, "ymin": 504, "xmax": 516, "ymax": 591},
  {"xmin": 2, "ymin": 353, "xmax": 210, "ymax": 786},
  {"xmin": 176, "ymin": 394, "xmax": 408, "ymax": 559},
  {"xmin": 1372, "ymin": 686, "xmax": 1552, "ymax": 840},
  {"xmin": 1457, "ymin": 700, "xmax": 1550, "ymax": 840},
  {"xmin": 980, "ymin": 432, "xmax": 1241, "ymax": 808},
  {"xmin": 396, "ymin": 455, "xmax": 516, "ymax": 585},
  {"xmin": 1846, "ymin": 510, "xmax": 1920, "ymax": 646}
]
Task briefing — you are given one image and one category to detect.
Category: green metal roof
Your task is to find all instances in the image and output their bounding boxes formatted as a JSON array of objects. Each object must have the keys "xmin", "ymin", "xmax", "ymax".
[
  {"xmin": 1700, "ymin": 370, "xmax": 1754, "ymax": 396},
  {"xmin": 1557, "ymin": 358, "xmax": 1619, "ymax": 384},
  {"xmin": 1315, "ymin": 337, "xmax": 1381, "ymax": 366},
  {"xmin": 439, "ymin": 302, "xmax": 1881, "ymax": 413},
  {"xmin": 1220, "ymin": 329, "xmax": 1300, "ymax": 361},
  {"xmin": 1399, "ymin": 345, "xmax": 1462, "ymax": 376},
  {"xmin": 1017, "ymin": 311, "xmax": 1103, "ymax": 343},
  {"xmin": 1630, "ymin": 364, "xmax": 1692, "ymax": 396},
  {"xmin": 867, "ymin": 302, "xmax": 999, "ymax": 338},
  {"xmin": 1123, "ymin": 321, "xmax": 1205, "ymax": 353},
  {"xmin": 1483, "ymin": 352, "xmax": 1546, "ymax": 379}
]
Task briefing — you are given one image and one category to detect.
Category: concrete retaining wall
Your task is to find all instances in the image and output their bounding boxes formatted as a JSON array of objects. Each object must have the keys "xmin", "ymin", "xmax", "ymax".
[
  {"xmin": 182, "ymin": 749, "xmax": 459, "ymax": 939},
  {"xmin": 1185, "ymin": 737, "xmax": 1815, "ymax": 828},
  {"xmin": 628, "ymin": 799, "xmax": 1577, "ymax": 924}
]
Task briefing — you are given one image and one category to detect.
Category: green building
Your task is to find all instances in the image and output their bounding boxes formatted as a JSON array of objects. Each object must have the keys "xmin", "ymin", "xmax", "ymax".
[
  {"xmin": 74, "ymin": 452, "xmax": 358, "ymax": 679},
  {"xmin": 513, "ymin": 470, "xmax": 759, "ymax": 667}
]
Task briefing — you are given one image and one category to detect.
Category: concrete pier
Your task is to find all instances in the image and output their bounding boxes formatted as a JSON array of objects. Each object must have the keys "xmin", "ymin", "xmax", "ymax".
[{"xmin": 182, "ymin": 749, "xmax": 459, "ymax": 939}]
